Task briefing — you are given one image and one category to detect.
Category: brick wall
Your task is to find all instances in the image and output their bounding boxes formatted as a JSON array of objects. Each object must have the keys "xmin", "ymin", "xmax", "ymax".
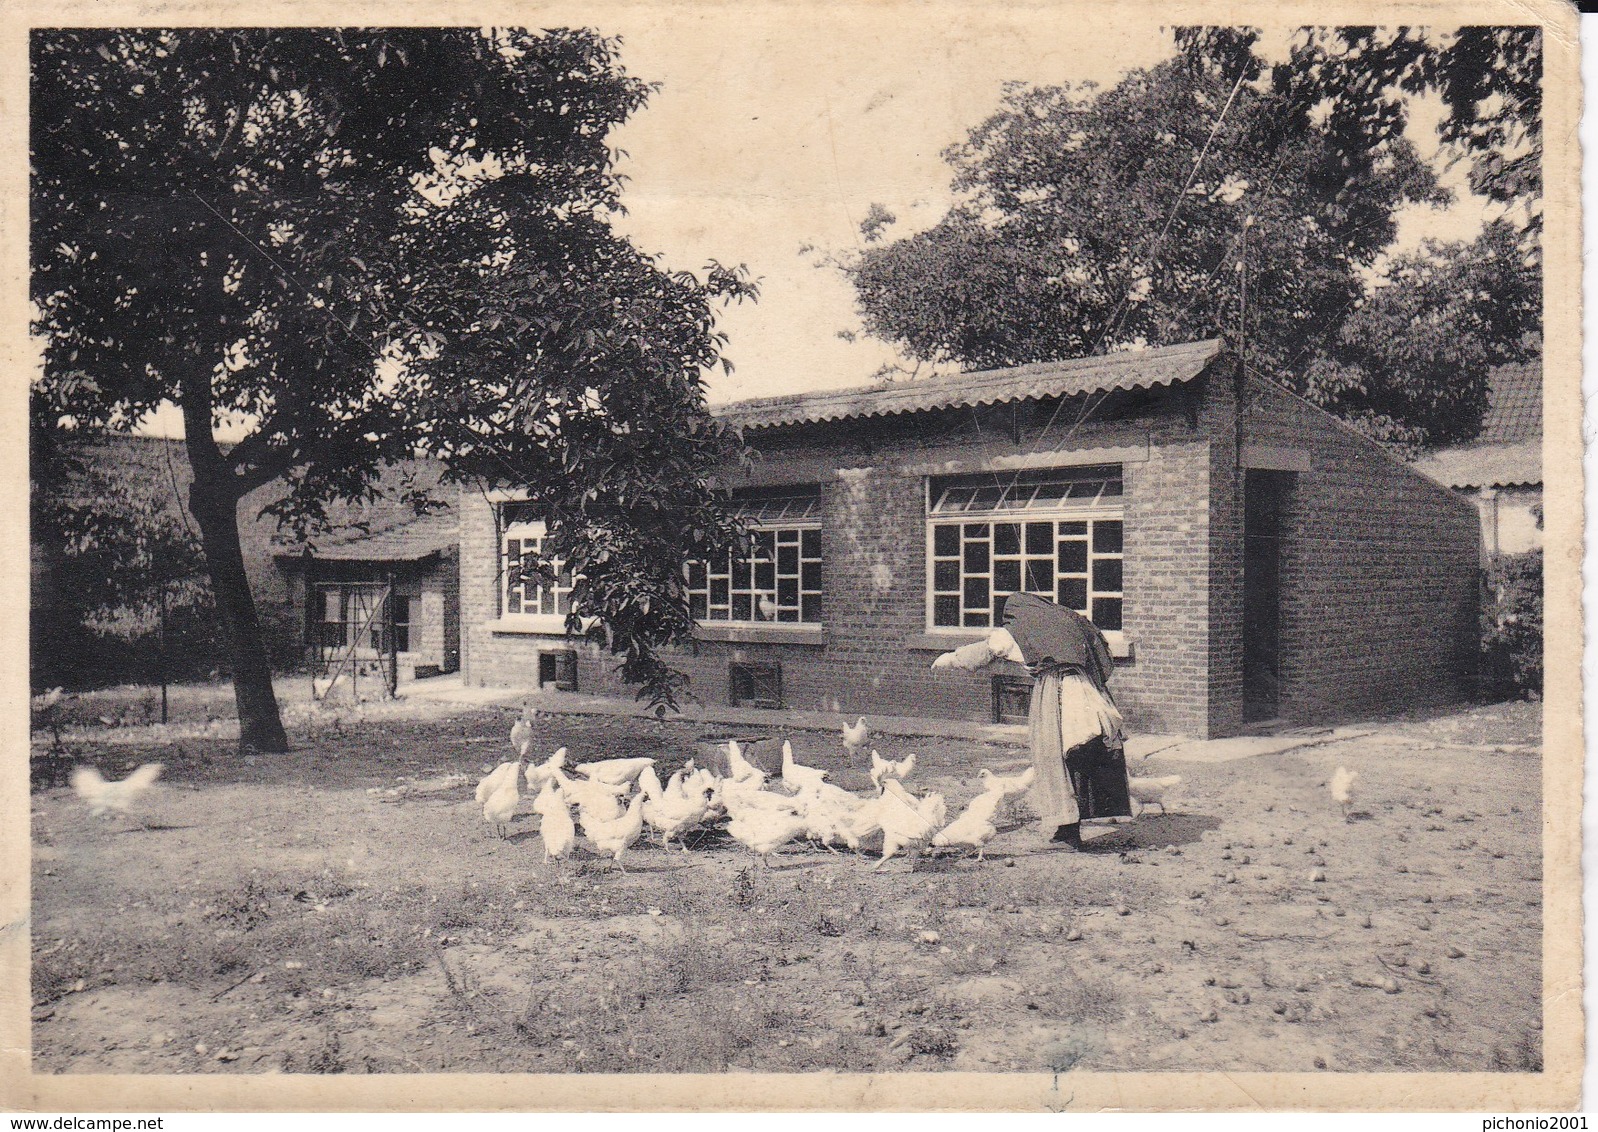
[
  {"xmin": 1242, "ymin": 380, "xmax": 1481, "ymax": 724},
  {"xmin": 459, "ymin": 387, "xmax": 1225, "ymax": 736}
]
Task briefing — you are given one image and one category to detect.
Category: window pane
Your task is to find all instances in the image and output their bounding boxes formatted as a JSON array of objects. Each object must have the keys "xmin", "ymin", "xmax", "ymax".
[
  {"xmin": 732, "ymin": 557, "xmax": 753, "ymax": 589},
  {"xmin": 963, "ymin": 522, "xmax": 990, "ymax": 540},
  {"xmin": 1026, "ymin": 559, "xmax": 1053, "ymax": 592},
  {"xmin": 777, "ymin": 544, "xmax": 799, "ymax": 573},
  {"xmin": 555, "ymin": 590, "xmax": 571, "ymax": 616},
  {"xmin": 934, "ymin": 595, "xmax": 960, "ymax": 626},
  {"xmin": 933, "ymin": 559, "xmax": 960, "ymax": 591},
  {"xmin": 801, "ymin": 561, "xmax": 823, "ymax": 591},
  {"xmin": 1059, "ymin": 521, "xmax": 1087, "ymax": 535},
  {"xmin": 994, "ymin": 523, "xmax": 1020, "ymax": 555},
  {"xmin": 686, "ymin": 561, "xmax": 706, "ymax": 588},
  {"xmin": 933, "ymin": 524, "xmax": 959, "ymax": 556},
  {"xmin": 994, "ymin": 559, "xmax": 1020, "ymax": 593},
  {"xmin": 801, "ymin": 528, "xmax": 821, "ymax": 557},
  {"xmin": 732, "ymin": 594, "xmax": 752, "ymax": 620},
  {"xmin": 1093, "ymin": 558, "xmax": 1123, "ymax": 592},
  {"xmin": 1067, "ymin": 480, "xmax": 1103, "ymax": 499},
  {"xmin": 1094, "ymin": 521, "xmax": 1124, "ymax": 553},
  {"xmin": 971, "ymin": 486, "xmax": 1002, "ymax": 510},
  {"xmin": 1031, "ymin": 481, "xmax": 1068, "ymax": 506},
  {"xmin": 963, "ymin": 575, "xmax": 989, "ymax": 612},
  {"xmin": 754, "ymin": 561, "xmax": 776, "ymax": 590},
  {"xmin": 710, "ymin": 578, "xmax": 729, "ymax": 604},
  {"xmin": 1092, "ymin": 596, "xmax": 1123, "ymax": 630},
  {"xmin": 963, "ymin": 609, "xmax": 991, "ymax": 628},
  {"xmin": 1057, "ymin": 540, "xmax": 1087, "ymax": 573},
  {"xmin": 801, "ymin": 594, "xmax": 822, "ymax": 623},
  {"xmin": 690, "ymin": 594, "xmax": 707, "ymax": 620},
  {"xmin": 963, "ymin": 541, "xmax": 989, "ymax": 573},
  {"xmin": 1058, "ymin": 577, "xmax": 1088, "ymax": 611},
  {"xmin": 778, "ymin": 578, "xmax": 799, "ymax": 606},
  {"xmin": 1026, "ymin": 522, "xmax": 1052, "ymax": 555}
]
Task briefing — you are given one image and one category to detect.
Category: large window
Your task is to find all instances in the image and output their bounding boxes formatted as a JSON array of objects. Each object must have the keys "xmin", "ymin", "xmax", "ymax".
[
  {"xmin": 928, "ymin": 466, "xmax": 1124, "ymax": 631},
  {"xmin": 686, "ymin": 490, "xmax": 823, "ymax": 624},
  {"xmin": 500, "ymin": 503, "xmax": 574, "ymax": 622}
]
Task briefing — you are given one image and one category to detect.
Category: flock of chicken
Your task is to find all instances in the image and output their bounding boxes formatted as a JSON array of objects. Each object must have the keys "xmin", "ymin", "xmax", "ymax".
[{"xmin": 477, "ymin": 714, "xmax": 1042, "ymax": 869}]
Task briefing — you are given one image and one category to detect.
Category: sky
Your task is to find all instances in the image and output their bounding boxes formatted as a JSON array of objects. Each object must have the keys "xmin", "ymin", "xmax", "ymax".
[{"xmin": 129, "ymin": 14, "xmax": 1493, "ymax": 437}]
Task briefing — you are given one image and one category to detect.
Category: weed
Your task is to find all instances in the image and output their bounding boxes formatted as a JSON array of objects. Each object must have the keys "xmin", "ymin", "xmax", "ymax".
[{"xmin": 1490, "ymin": 1029, "xmax": 1543, "ymax": 1072}]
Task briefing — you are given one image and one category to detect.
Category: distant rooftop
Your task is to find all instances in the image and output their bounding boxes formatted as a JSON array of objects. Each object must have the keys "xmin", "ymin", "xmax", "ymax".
[
  {"xmin": 276, "ymin": 507, "xmax": 458, "ymax": 563},
  {"xmin": 713, "ymin": 339, "xmax": 1225, "ymax": 430},
  {"xmin": 1412, "ymin": 361, "xmax": 1543, "ymax": 490}
]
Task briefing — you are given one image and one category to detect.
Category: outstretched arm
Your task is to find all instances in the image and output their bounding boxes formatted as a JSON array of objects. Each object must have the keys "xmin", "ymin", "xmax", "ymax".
[{"xmin": 931, "ymin": 628, "xmax": 1024, "ymax": 671}]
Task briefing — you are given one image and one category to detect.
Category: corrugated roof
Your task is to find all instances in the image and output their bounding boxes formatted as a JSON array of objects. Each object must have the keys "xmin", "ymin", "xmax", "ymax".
[
  {"xmin": 1476, "ymin": 362, "xmax": 1541, "ymax": 445},
  {"xmin": 713, "ymin": 339, "xmax": 1225, "ymax": 429},
  {"xmin": 277, "ymin": 508, "xmax": 459, "ymax": 563},
  {"xmin": 1412, "ymin": 439, "xmax": 1541, "ymax": 490}
]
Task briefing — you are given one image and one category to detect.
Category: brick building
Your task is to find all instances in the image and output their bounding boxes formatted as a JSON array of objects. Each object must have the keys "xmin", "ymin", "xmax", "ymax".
[
  {"xmin": 458, "ymin": 340, "xmax": 1480, "ymax": 738},
  {"xmin": 1413, "ymin": 360, "xmax": 1542, "ymax": 560},
  {"xmin": 274, "ymin": 506, "xmax": 461, "ymax": 687}
]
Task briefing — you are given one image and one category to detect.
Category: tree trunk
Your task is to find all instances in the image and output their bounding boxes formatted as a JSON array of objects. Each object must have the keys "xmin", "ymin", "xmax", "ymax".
[{"xmin": 188, "ymin": 478, "xmax": 289, "ymax": 753}]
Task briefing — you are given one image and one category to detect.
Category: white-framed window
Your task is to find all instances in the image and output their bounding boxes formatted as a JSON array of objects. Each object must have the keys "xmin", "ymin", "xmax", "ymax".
[
  {"xmin": 499, "ymin": 503, "xmax": 575, "ymax": 624},
  {"xmin": 686, "ymin": 490, "xmax": 823, "ymax": 624},
  {"xmin": 927, "ymin": 466, "xmax": 1124, "ymax": 632}
]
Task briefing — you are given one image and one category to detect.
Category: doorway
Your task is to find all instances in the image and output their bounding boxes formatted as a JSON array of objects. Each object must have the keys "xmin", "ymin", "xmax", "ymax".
[{"xmin": 1243, "ymin": 470, "xmax": 1292, "ymax": 724}]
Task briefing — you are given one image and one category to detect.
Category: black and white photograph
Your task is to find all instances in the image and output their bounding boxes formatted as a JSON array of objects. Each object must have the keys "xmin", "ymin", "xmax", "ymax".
[{"xmin": 6, "ymin": 0, "xmax": 1583, "ymax": 1113}]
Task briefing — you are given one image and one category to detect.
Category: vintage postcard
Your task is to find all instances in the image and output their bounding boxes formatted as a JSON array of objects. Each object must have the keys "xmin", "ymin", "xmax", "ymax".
[{"xmin": 1, "ymin": 0, "xmax": 1583, "ymax": 1113}]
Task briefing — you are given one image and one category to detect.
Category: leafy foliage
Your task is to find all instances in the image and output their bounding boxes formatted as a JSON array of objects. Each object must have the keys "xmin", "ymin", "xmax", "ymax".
[
  {"xmin": 1480, "ymin": 549, "xmax": 1542, "ymax": 699},
  {"xmin": 30, "ymin": 415, "xmax": 217, "ymax": 689},
  {"xmin": 844, "ymin": 26, "xmax": 1541, "ymax": 449},
  {"xmin": 32, "ymin": 28, "xmax": 754, "ymax": 736}
]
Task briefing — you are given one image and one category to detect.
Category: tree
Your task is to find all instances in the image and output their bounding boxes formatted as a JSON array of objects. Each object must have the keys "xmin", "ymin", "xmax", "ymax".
[
  {"xmin": 30, "ymin": 402, "xmax": 213, "ymax": 698},
  {"xmin": 843, "ymin": 26, "xmax": 1540, "ymax": 449},
  {"xmin": 32, "ymin": 28, "xmax": 753, "ymax": 749}
]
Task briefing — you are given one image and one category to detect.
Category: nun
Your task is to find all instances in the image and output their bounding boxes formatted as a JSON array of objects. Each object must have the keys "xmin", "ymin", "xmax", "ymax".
[{"xmin": 931, "ymin": 592, "xmax": 1132, "ymax": 848}]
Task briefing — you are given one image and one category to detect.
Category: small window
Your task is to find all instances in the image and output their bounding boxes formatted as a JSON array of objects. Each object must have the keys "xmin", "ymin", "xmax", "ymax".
[
  {"xmin": 539, "ymin": 649, "xmax": 579, "ymax": 692},
  {"xmin": 992, "ymin": 676, "xmax": 1032, "ymax": 724},
  {"xmin": 730, "ymin": 662, "xmax": 782, "ymax": 709}
]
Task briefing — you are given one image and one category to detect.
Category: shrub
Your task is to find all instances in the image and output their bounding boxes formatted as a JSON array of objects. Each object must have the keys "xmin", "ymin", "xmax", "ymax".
[{"xmin": 1480, "ymin": 549, "xmax": 1542, "ymax": 698}]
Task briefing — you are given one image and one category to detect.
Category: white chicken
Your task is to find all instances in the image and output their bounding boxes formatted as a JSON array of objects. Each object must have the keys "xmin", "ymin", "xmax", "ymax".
[
  {"xmin": 873, "ymin": 778, "xmax": 947, "ymax": 869},
  {"xmin": 842, "ymin": 716, "xmax": 871, "ymax": 760},
  {"xmin": 553, "ymin": 767, "xmax": 632, "ymax": 823},
  {"xmin": 792, "ymin": 780, "xmax": 871, "ymax": 852},
  {"xmin": 781, "ymin": 740, "xmax": 830, "ymax": 793},
  {"xmin": 576, "ymin": 756, "xmax": 657, "ymax": 786},
  {"xmin": 731, "ymin": 799, "xmax": 818, "ymax": 869},
  {"xmin": 869, "ymin": 749, "xmax": 917, "ymax": 789},
  {"xmin": 1128, "ymin": 774, "xmax": 1182, "ymax": 815},
  {"xmin": 580, "ymin": 791, "xmax": 648, "ymax": 870},
  {"xmin": 931, "ymin": 788, "xmax": 1006, "ymax": 859},
  {"xmin": 639, "ymin": 766, "xmax": 715, "ymax": 850},
  {"xmin": 524, "ymin": 746, "xmax": 569, "ymax": 792},
  {"xmin": 71, "ymin": 763, "xmax": 164, "ymax": 824},
  {"xmin": 1330, "ymin": 766, "xmax": 1358, "ymax": 821},
  {"xmin": 978, "ymin": 765, "xmax": 1036, "ymax": 798},
  {"xmin": 476, "ymin": 753, "xmax": 526, "ymax": 807},
  {"xmin": 31, "ymin": 687, "xmax": 64, "ymax": 713},
  {"xmin": 482, "ymin": 754, "xmax": 526, "ymax": 839},
  {"xmin": 724, "ymin": 739, "xmax": 766, "ymax": 785},
  {"xmin": 532, "ymin": 782, "xmax": 577, "ymax": 863},
  {"xmin": 509, "ymin": 709, "xmax": 536, "ymax": 758}
]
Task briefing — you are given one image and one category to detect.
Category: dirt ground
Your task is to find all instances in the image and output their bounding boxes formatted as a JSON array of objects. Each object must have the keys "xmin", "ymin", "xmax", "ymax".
[{"xmin": 30, "ymin": 692, "xmax": 1543, "ymax": 1076}]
